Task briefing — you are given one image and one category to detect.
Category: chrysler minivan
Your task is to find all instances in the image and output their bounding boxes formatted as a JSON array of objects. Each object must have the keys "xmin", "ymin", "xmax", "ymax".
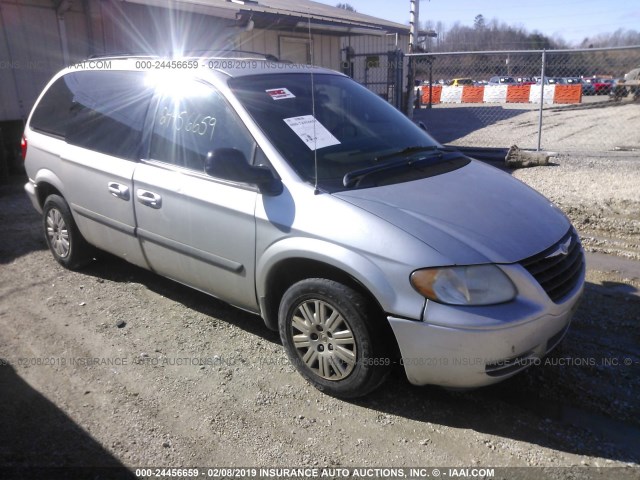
[{"xmin": 23, "ymin": 55, "xmax": 585, "ymax": 398}]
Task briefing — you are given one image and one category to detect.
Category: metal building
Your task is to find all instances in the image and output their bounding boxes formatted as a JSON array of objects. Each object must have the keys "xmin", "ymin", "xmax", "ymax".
[{"xmin": 0, "ymin": 0, "xmax": 409, "ymax": 122}]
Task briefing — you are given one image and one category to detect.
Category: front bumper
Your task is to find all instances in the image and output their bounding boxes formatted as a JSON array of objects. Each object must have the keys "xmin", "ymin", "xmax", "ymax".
[{"xmin": 389, "ymin": 265, "xmax": 584, "ymax": 388}]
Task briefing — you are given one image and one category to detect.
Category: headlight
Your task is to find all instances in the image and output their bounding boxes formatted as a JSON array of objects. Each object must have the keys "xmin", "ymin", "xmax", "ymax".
[{"xmin": 410, "ymin": 265, "xmax": 517, "ymax": 306}]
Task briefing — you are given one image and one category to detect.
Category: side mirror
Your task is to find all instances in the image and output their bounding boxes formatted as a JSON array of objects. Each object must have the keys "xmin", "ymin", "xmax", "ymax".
[{"xmin": 204, "ymin": 148, "xmax": 282, "ymax": 196}]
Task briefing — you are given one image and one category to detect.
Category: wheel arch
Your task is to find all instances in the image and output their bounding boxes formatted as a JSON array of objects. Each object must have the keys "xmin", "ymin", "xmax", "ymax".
[
  {"xmin": 260, "ymin": 257, "xmax": 369, "ymax": 327},
  {"xmin": 33, "ymin": 169, "xmax": 65, "ymax": 208},
  {"xmin": 260, "ymin": 255, "xmax": 402, "ymax": 362},
  {"xmin": 256, "ymin": 239, "xmax": 401, "ymax": 356}
]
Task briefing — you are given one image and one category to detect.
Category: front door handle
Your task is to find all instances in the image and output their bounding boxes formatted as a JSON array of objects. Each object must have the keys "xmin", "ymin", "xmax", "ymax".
[
  {"xmin": 136, "ymin": 189, "xmax": 162, "ymax": 209},
  {"xmin": 108, "ymin": 182, "xmax": 130, "ymax": 200}
]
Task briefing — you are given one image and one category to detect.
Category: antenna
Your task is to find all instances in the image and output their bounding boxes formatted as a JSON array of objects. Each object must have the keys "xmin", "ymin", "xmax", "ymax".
[{"xmin": 308, "ymin": 16, "xmax": 320, "ymax": 195}]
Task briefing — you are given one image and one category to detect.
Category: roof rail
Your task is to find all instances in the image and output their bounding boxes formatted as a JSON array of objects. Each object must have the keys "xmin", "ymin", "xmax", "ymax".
[
  {"xmin": 186, "ymin": 50, "xmax": 280, "ymax": 61},
  {"xmin": 86, "ymin": 50, "xmax": 279, "ymax": 62},
  {"xmin": 87, "ymin": 52, "xmax": 158, "ymax": 60}
]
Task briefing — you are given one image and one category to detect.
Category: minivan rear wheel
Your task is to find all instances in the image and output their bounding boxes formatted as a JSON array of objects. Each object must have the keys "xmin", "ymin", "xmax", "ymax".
[
  {"xmin": 43, "ymin": 194, "xmax": 93, "ymax": 270},
  {"xmin": 278, "ymin": 278, "xmax": 391, "ymax": 398}
]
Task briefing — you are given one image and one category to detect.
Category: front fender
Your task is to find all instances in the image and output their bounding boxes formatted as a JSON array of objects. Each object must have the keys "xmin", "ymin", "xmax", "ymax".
[{"xmin": 256, "ymin": 236, "xmax": 426, "ymax": 322}]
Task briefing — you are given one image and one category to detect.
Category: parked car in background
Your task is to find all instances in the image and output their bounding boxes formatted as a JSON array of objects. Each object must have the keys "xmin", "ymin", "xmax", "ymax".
[
  {"xmin": 582, "ymin": 77, "xmax": 613, "ymax": 95},
  {"xmin": 563, "ymin": 77, "xmax": 581, "ymax": 85},
  {"xmin": 536, "ymin": 76, "xmax": 566, "ymax": 85},
  {"xmin": 515, "ymin": 76, "xmax": 535, "ymax": 85},
  {"xmin": 579, "ymin": 78, "xmax": 596, "ymax": 95},
  {"xmin": 450, "ymin": 78, "xmax": 475, "ymax": 87},
  {"xmin": 488, "ymin": 76, "xmax": 517, "ymax": 85},
  {"xmin": 593, "ymin": 78, "xmax": 614, "ymax": 95}
]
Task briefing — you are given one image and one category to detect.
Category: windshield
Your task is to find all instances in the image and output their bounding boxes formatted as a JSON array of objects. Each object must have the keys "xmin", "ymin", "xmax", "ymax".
[{"xmin": 229, "ymin": 73, "xmax": 445, "ymax": 190}]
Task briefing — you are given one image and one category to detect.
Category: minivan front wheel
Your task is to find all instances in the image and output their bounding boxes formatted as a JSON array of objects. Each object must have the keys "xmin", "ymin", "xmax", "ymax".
[
  {"xmin": 278, "ymin": 278, "xmax": 391, "ymax": 398},
  {"xmin": 43, "ymin": 194, "xmax": 93, "ymax": 270}
]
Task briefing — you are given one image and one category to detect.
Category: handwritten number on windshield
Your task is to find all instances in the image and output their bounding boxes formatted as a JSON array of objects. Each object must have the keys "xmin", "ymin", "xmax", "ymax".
[{"xmin": 159, "ymin": 107, "xmax": 217, "ymax": 140}]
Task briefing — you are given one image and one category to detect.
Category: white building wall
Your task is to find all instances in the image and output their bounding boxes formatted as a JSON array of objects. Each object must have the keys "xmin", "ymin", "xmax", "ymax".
[
  {"xmin": 0, "ymin": 0, "xmax": 401, "ymax": 121},
  {"xmin": 237, "ymin": 29, "xmax": 341, "ymax": 71},
  {"xmin": 0, "ymin": 0, "xmax": 68, "ymax": 119}
]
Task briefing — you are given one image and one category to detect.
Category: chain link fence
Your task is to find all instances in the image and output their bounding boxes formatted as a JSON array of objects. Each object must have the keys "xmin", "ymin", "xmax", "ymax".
[
  {"xmin": 406, "ymin": 46, "xmax": 640, "ymax": 154},
  {"xmin": 342, "ymin": 50, "xmax": 404, "ymax": 108}
]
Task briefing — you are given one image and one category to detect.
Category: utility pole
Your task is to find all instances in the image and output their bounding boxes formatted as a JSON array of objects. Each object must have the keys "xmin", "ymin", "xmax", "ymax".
[
  {"xmin": 406, "ymin": 0, "xmax": 420, "ymax": 116},
  {"xmin": 409, "ymin": 0, "xmax": 419, "ymax": 53}
]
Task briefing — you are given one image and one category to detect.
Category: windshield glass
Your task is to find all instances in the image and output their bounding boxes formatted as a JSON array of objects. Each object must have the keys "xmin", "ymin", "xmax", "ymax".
[{"xmin": 229, "ymin": 73, "xmax": 444, "ymax": 190}]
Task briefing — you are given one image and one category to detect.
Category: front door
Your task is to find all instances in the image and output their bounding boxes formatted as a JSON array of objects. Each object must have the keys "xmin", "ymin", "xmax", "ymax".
[{"xmin": 133, "ymin": 79, "xmax": 259, "ymax": 311}]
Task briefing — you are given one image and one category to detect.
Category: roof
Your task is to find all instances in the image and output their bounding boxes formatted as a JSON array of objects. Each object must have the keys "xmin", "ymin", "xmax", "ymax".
[
  {"xmin": 122, "ymin": 0, "xmax": 409, "ymax": 35},
  {"xmin": 69, "ymin": 54, "xmax": 343, "ymax": 78}
]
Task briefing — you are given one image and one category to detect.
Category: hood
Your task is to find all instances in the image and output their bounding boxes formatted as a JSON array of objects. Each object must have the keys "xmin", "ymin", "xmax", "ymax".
[{"xmin": 334, "ymin": 159, "xmax": 570, "ymax": 265}]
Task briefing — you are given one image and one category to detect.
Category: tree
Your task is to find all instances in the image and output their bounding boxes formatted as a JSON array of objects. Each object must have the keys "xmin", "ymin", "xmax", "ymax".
[
  {"xmin": 429, "ymin": 16, "xmax": 639, "ymax": 51},
  {"xmin": 336, "ymin": 3, "xmax": 356, "ymax": 11}
]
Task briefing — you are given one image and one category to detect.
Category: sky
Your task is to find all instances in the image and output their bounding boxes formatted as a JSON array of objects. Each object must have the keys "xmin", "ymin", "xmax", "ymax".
[{"xmin": 314, "ymin": 0, "xmax": 640, "ymax": 45}]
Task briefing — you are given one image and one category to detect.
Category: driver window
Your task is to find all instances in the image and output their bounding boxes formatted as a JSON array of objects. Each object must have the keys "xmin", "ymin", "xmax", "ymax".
[{"xmin": 150, "ymin": 82, "xmax": 255, "ymax": 173}]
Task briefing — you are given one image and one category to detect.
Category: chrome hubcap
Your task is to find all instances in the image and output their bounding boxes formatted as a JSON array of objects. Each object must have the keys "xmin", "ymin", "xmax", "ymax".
[
  {"xmin": 46, "ymin": 208, "xmax": 70, "ymax": 258},
  {"xmin": 291, "ymin": 299, "xmax": 357, "ymax": 381}
]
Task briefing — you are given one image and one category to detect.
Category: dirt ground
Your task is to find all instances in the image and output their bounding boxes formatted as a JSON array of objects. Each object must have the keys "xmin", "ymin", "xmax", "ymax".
[{"xmin": 1, "ymin": 146, "xmax": 639, "ymax": 478}]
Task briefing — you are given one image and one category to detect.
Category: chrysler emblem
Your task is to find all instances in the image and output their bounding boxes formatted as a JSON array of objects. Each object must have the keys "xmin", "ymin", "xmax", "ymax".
[{"xmin": 546, "ymin": 237, "xmax": 572, "ymax": 259}]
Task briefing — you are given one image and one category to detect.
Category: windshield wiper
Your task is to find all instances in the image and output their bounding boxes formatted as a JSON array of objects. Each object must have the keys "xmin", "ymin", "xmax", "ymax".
[
  {"xmin": 342, "ymin": 148, "xmax": 445, "ymax": 188},
  {"xmin": 374, "ymin": 145, "xmax": 439, "ymax": 163}
]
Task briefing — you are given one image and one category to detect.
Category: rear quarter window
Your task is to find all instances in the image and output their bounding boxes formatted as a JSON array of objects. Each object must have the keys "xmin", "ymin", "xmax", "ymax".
[
  {"xmin": 30, "ymin": 76, "xmax": 74, "ymax": 138},
  {"xmin": 30, "ymin": 70, "xmax": 153, "ymax": 160}
]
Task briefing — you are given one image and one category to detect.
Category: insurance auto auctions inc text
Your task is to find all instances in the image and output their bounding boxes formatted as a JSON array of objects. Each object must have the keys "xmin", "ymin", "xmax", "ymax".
[{"xmin": 187, "ymin": 467, "xmax": 496, "ymax": 478}]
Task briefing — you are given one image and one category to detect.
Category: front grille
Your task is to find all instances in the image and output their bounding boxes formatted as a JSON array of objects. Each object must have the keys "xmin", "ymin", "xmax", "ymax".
[{"xmin": 520, "ymin": 228, "xmax": 584, "ymax": 303}]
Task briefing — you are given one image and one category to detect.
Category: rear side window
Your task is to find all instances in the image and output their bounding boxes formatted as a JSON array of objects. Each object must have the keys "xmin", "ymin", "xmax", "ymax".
[
  {"xmin": 30, "ymin": 71, "xmax": 153, "ymax": 160},
  {"xmin": 30, "ymin": 77, "xmax": 74, "ymax": 138}
]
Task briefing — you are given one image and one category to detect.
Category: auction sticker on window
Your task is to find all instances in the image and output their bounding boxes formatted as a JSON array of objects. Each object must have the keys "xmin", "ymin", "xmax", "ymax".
[
  {"xmin": 266, "ymin": 88, "xmax": 296, "ymax": 100},
  {"xmin": 283, "ymin": 115, "xmax": 341, "ymax": 150}
]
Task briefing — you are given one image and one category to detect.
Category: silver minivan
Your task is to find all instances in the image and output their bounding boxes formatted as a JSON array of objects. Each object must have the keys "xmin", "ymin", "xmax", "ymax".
[{"xmin": 23, "ymin": 56, "xmax": 585, "ymax": 398}]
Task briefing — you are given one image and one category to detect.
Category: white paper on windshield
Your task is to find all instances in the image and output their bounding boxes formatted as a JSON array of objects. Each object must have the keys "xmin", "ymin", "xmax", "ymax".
[
  {"xmin": 266, "ymin": 88, "xmax": 296, "ymax": 100},
  {"xmin": 283, "ymin": 115, "xmax": 341, "ymax": 151}
]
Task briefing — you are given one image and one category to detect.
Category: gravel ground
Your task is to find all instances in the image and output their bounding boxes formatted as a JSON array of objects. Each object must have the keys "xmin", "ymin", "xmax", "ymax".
[
  {"xmin": 416, "ymin": 100, "xmax": 640, "ymax": 152},
  {"xmin": 511, "ymin": 153, "xmax": 640, "ymax": 262},
  {"xmin": 459, "ymin": 103, "xmax": 640, "ymax": 152},
  {"xmin": 1, "ymin": 144, "xmax": 639, "ymax": 478}
]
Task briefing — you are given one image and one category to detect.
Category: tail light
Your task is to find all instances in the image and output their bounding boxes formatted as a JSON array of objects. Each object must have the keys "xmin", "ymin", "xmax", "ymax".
[{"xmin": 21, "ymin": 135, "xmax": 27, "ymax": 160}]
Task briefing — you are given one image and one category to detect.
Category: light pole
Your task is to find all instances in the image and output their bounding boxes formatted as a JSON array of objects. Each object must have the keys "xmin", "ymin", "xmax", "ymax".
[
  {"xmin": 417, "ymin": 30, "xmax": 438, "ymax": 109},
  {"xmin": 408, "ymin": 1, "xmax": 437, "ymax": 113},
  {"xmin": 409, "ymin": 0, "xmax": 420, "ymax": 53},
  {"xmin": 406, "ymin": 0, "xmax": 420, "ymax": 116}
]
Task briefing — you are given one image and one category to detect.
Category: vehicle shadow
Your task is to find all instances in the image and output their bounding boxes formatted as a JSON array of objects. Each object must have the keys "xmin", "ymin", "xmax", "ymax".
[
  {"xmin": 80, "ymin": 252, "xmax": 281, "ymax": 345},
  {"xmin": 0, "ymin": 174, "xmax": 48, "ymax": 265},
  {"xmin": 0, "ymin": 360, "xmax": 136, "ymax": 479}
]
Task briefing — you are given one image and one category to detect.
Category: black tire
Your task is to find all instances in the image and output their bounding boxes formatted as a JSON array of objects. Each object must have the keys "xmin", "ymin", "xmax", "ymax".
[
  {"xmin": 278, "ymin": 278, "xmax": 391, "ymax": 398},
  {"xmin": 42, "ymin": 194, "xmax": 93, "ymax": 270}
]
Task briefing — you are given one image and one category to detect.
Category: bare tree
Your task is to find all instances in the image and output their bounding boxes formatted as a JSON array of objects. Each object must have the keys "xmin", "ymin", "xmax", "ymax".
[
  {"xmin": 424, "ymin": 14, "xmax": 639, "ymax": 51},
  {"xmin": 336, "ymin": 3, "xmax": 356, "ymax": 11}
]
